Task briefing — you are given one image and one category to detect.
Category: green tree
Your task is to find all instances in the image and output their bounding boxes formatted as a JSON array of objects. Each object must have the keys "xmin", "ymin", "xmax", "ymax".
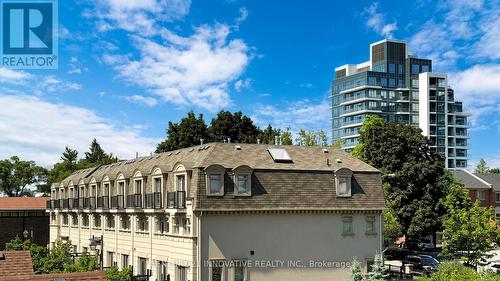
[
  {"xmin": 64, "ymin": 251, "xmax": 98, "ymax": 272},
  {"xmin": 367, "ymin": 253, "xmax": 388, "ymax": 281},
  {"xmin": 383, "ymin": 209, "xmax": 403, "ymax": 246},
  {"xmin": 280, "ymin": 127, "xmax": 293, "ymax": 145},
  {"xmin": 295, "ymin": 129, "xmax": 328, "ymax": 146},
  {"xmin": 475, "ymin": 158, "xmax": 489, "ymax": 174},
  {"xmin": 353, "ymin": 115, "xmax": 446, "ymax": 239},
  {"xmin": 46, "ymin": 147, "xmax": 80, "ymax": 189},
  {"xmin": 442, "ymin": 202, "xmax": 500, "ymax": 267},
  {"xmin": 489, "ymin": 168, "xmax": 500, "ymax": 174},
  {"xmin": 105, "ymin": 266, "xmax": 131, "ymax": 281},
  {"xmin": 416, "ymin": 262, "xmax": 500, "ymax": 281},
  {"xmin": 258, "ymin": 124, "xmax": 281, "ymax": 144},
  {"xmin": 83, "ymin": 139, "xmax": 118, "ymax": 165},
  {"xmin": 5, "ymin": 236, "xmax": 49, "ymax": 274},
  {"xmin": 40, "ymin": 239, "xmax": 75, "ymax": 273},
  {"xmin": 156, "ymin": 111, "xmax": 209, "ymax": 152},
  {"xmin": 208, "ymin": 111, "xmax": 260, "ymax": 143},
  {"xmin": 350, "ymin": 257, "xmax": 363, "ymax": 281},
  {"xmin": 0, "ymin": 156, "xmax": 47, "ymax": 197}
]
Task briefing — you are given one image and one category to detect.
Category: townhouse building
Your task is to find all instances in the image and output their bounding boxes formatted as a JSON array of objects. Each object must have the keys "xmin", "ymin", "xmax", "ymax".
[
  {"xmin": 332, "ymin": 39, "xmax": 470, "ymax": 169},
  {"xmin": 451, "ymin": 169, "xmax": 500, "ymax": 220},
  {"xmin": 47, "ymin": 143, "xmax": 385, "ymax": 281}
]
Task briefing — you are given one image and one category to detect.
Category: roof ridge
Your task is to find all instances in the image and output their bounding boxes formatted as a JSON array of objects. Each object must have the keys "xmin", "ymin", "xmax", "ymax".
[{"xmin": 464, "ymin": 169, "xmax": 492, "ymax": 188}]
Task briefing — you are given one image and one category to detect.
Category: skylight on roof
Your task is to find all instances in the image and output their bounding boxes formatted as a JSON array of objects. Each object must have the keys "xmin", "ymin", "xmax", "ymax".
[{"xmin": 268, "ymin": 148, "xmax": 293, "ymax": 163}]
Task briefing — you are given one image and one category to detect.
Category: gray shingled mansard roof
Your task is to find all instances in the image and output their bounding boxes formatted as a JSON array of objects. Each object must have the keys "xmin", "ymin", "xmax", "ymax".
[
  {"xmin": 474, "ymin": 173, "xmax": 500, "ymax": 191},
  {"xmin": 57, "ymin": 143, "xmax": 385, "ymax": 211},
  {"xmin": 450, "ymin": 169, "xmax": 494, "ymax": 190}
]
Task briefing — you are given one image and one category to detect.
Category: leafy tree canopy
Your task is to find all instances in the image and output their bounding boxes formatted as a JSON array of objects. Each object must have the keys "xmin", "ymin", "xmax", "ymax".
[
  {"xmin": 0, "ymin": 156, "xmax": 47, "ymax": 197},
  {"xmin": 416, "ymin": 262, "xmax": 500, "ymax": 281},
  {"xmin": 106, "ymin": 266, "xmax": 131, "ymax": 281},
  {"xmin": 156, "ymin": 111, "xmax": 209, "ymax": 153},
  {"xmin": 208, "ymin": 111, "xmax": 261, "ymax": 143},
  {"xmin": 442, "ymin": 202, "xmax": 500, "ymax": 267},
  {"xmin": 353, "ymin": 115, "xmax": 447, "ymax": 239},
  {"xmin": 295, "ymin": 129, "xmax": 328, "ymax": 146},
  {"xmin": 474, "ymin": 158, "xmax": 500, "ymax": 174}
]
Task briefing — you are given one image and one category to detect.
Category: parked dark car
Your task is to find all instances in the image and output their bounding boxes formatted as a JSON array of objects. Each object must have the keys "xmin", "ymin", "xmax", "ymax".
[
  {"xmin": 404, "ymin": 255, "xmax": 440, "ymax": 274},
  {"xmin": 385, "ymin": 247, "xmax": 412, "ymax": 261}
]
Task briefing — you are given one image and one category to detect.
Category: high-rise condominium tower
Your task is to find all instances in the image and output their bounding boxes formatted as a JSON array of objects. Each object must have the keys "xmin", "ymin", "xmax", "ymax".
[{"xmin": 331, "ymin": 39, "xmax": 469, "ymax": 169}]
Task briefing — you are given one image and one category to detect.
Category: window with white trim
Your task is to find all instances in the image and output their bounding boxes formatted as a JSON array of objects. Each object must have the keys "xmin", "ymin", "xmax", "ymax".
[
  {"xmin": 137, "ymin": 215, "xmax": 149, "ymax": 232},
  {"xmin": 366, "ymin": 216, "xmax": 376, "ymax": 234},
  {"xmin": 335, "ymin": 168, "xmax": 353, "ymax": 197},
  {"xmin": 209, "ymin": 174, "xmax": 223, "ymax": 195},
  {"xmin": 496, "ymin": 193, "xmax": 500, "ymax": 203},
  {"xmin": 477, "ymin": 190, "xmax": 486, "ymax": 200},
  {"xmin": 106, "ymin": 214, "xmax": 115, "ymax": 229},
  {"xmin": 155, "ymin": 215, "xmax": 169, "ymax": 234},
  {"xmin": 205, "ymin": 165, "xmax": 225, "ymax": 196},
  {"xmin": 342, "ymin": 216, "xmax": 354, "ymax": 235}
]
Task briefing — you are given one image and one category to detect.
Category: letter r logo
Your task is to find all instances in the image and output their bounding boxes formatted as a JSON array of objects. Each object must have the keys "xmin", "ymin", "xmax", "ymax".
[{"xmin": 2, "ymin": 2, "xmax": 53, "ymax": 54}]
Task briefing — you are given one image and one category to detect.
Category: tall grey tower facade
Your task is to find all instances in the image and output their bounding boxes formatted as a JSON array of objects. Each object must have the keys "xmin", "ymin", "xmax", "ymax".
[{"xmin": 332, "ymin": 39, "xmax": 469, "ymax": 169}]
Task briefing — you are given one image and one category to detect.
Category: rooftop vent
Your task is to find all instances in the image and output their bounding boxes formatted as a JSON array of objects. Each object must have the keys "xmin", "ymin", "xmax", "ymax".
[
  {"xmin": 322, "ymin": 148, "xmax": 329, "ymax": 153},
  {"xmin": 268, "ymin": 148, "xmax": 293, "ymax": 163},
  {"xmin": 336, "ymin": 158, "xmax": 342, "ymax": 163},
  {"xmin": 235, "ymin": 145, "xmax": 241, "ymax": 150}
]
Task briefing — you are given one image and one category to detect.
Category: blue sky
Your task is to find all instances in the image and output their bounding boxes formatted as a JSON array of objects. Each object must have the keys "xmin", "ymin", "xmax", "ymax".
[{"xmin": 0, "ymin": 0, "xmax": 499, "ymax": 169}]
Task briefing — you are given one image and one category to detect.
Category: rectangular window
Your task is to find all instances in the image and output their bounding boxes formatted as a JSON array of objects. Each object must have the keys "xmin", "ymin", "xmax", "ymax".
[
  {"xmin": 368, "ymin": 89, "xmax": 377, "ymax": 98},
  {"xmin": 210, "ymin": 262, "xmax": 223, "ymax": 281},
  {"xmin": 477, "ymin": 190, "xmax": 486, "ymax": 200},
  {"xmin": 389, "ymin": 91, "xmax": 395, "ymax": 99},
  {"xmin": 209, "ymin": 174, "xmax": 222, "ymax": 194},
  {"xmin": 411, "ymin": 79, "xmax": 419, "ymax": 88},
  {"xmin": 234, "ymin": 264, "xmax": 246, "ymax": 281},
  {"xmin": 342, "ymin": 217, "xmax": 353, "ymax": 235},
  {"xmin": 121, "ymin": 254, "xmax": 129, "ymax": 269},
  {"xmin": 398, "ymin": 64, "xmax": 404, "ymax": 74},
  {"xmin": 368, "ymin": 76, "xmax": 377, "ymax": 86},
  {"xmin": 388, "ymin": 63, "xmax": 396, "ymax": 73},
  {"xmin": 137, "ymin": 216, "xmax": 149, "ymax": 232},
  {"xmin": 121, "ymin": 215, "xmax": 130, "ymax": 230},
  {"xmin": 388, "ymin": 78, "xmax": 395, "ymax": 88},
  {"xmin": 94, "ymin": 214, "xmax": 101, "ymax": 228},
  {"xmin": 138, "ymin": 257, "xmax": 147, "ymax": 275},
  {"xmin": 184, "ymin": 218, "xmax": 191, "ymax": 235},
  {"xmin": 236, "ymin": 175, "xmax": 249, "ymax": 194},
  {"xmin": 338, "ymin": 177, "xmax": 350, "ymax": 196},
  {"xmin": 157, "ymin": 261, "xmax": 168, "ymax": 281},
  {"xmin": 411, "ymin": 64, "xmax": 420, "ymax": 74},
  {"xmin": 496, "ymin": 193, "xmax": 500, "ymax": 203},
  {"xmin": 154, "ymin": 178, "xmax": 162, "ymax": 193},
  {"xmin": 107, "ymin": 215, "xmax": 115, "ymax": 229},
  {"xmin": 411, "ymin": 91, "xmax": 419, "ymax": 100},
  {"xmin": 118, "ymin": 182, "xmax": 125, "ymax": 195},
  {"xmin": 177, "ymin": 175, "xmax": 185, "ymax": 191},
  {"xmin": 107, "ymin": 252, "xmax": 114, "ymax": 267},
  {"xmin": 72, "ymin": 214, "xmax": 78, "ymax": 226},
  {"xmin": 366, "ymin": 216, "xmax": 376, "ymax": 234},
  {"xmin": 411, "ymin": 103, "xmax": 419, "ymax": 112},
  {"xmin": 422, "ymin": 65, "xmax": 429, "ymax": 73},
  {"xmin": 63, "ymin": 214, "xmax": 68, "ymax": 225},
  {"xmin": 380, "ymin": 78, "xmax": 387, "ymax": 87},
  {"xmin": 177, "ymin": 266, "xmax": 187, "ymax": 281},
  {"xmin": 381, "ymin": 90, "xmax": 387, "ymax": 99},
  {"xmin": 135, "ymin": 180, "xmax": 142, "ymax": 194},
  {"xmin": 156, "ymin": 216, "xmax": 169, "ymax": 234}
]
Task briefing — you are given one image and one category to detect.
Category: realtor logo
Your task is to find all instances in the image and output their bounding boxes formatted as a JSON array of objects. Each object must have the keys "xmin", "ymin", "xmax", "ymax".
[{"xmin": 1, "ymin": 0, "xmax": 58, "ymax": 69}]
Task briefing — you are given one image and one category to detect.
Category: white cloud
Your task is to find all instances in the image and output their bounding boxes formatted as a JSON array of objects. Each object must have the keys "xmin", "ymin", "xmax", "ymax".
[
  {"xmin": 364, "ymin": 3, "xmax": 397, "ymax": 38},
  {"xmin": 0, "ymin": 95, "xmax": 158, "ymax": 167},
  {"xmin": 235, "ymin": 7, "xmax": 248, "ymax": 27},
  {"xmin": 91, "ymin": 0, "xmax": 191, "ymax": 34},
  {"xmin": 125, "ymin": 95, "xmax": 158, "ymax": 107},
  {"xmin": 234, "ymin": 78, "xmax": 251, "ymax": 92},
  {"xmin": 409, "ymin": 0, "xmax": 498, "ymax": 70},
  {"xmin": 37, "ymin": 76, "xmax": 82, "ymax": 93},
  {"xmin": 449, "ymin": 64, "xmax": 500, "ymax": 105},
  {"xmin": 252, "ymin": 99, "xmax": 330, "ymax": 133},
  {"xmin": 105, "ymin": 24, "xmax": 251, "ymax": 111},
  {"xmin": 0, "ymin": 68, "xmax": 32, "ymax": 84}
]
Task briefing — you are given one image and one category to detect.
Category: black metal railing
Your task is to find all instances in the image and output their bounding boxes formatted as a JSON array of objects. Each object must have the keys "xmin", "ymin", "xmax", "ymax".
[
  {"xmin": 63, "ymin": 199, "xmax": 69, "ymax": 209},
  {"xmin": 58, "ymin": 199, "xmax": 63, "ymax": 209},
  {"xmin": 79, "ymin": 198, "xmax": 84, "ymax": 209},
  {"xmin": 166, "ymin": 191, "xmax": 186, "ymax": 209},
  {"xmin": 111, "ymin": 195, "xmax": 125, "ymax": 209},
  {"xmin": 89, "ymin": 196, "xmax": 96, "ymax": 209},
  {"xmin": 53, "ymin": 199, "xmax": 60, "ymax": 209},
  {"xmin": 97, "ymin": 196, "xmax": 103, "ymax": 208},
  {"xmin": 46, "ymin": 200, "xmax": 51, "ymax": 209},
  {"xmin": 103, "ymin": 196, "xmax": 109, "ymax": 209},
  {"xmin": 126, "ymin": 194, "xmax": 142, "ymax": 208},
  {"xmin": 126, "ymin": 194, "xmax": 134, "ymax": 208},
  {"xmin": 145, "ymin": 193, "xmax": 161, "ymax": 209},
  {"xmin": 83, "ymin": 197, "xmax": 90, "ymax": 209}
]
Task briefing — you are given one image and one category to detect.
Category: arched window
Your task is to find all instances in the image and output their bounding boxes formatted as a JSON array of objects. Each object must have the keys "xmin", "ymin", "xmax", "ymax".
[
  {"xmin": 205, "ymin": 164, "xmax": 225, "ymax": 196},
  {"xmin": 335, "ymin": 168, "xmax": 353, "ymax": 197},
  {"xmin": 232, "ymin": 165, "xmax": 253, "ymax": 196}
]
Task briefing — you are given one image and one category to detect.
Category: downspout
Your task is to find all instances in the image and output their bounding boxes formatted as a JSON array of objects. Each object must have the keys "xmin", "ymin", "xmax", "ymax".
[{"xmin": 197, "ymin": 210, "xmax": 203, "ymax": 281}]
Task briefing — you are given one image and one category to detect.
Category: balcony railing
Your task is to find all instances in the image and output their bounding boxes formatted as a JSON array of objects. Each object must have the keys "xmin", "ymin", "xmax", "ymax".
[
  {"xmin": 103, "ymin": 196, "xmax": 109, "ymax": 209},
  {"xmin": 53, "ymin": 199, "xmax": 60, "ymax": 209},
  {"xmin": 89, "ymin": 196, "xmax": 96, "ymax": 209},
  {"xmin": 83, "ymin": 197, "xmax": 90, "ymax": 209},
  {"xmin": 110, "ymin": 195, "xmax": 125, "ymax": 209},
  {"xmin": 97, "ymin": 196, "xmax": 103, "ymax": 208},
  {"xmin": 145, "ymin": 192, "xmax": 162, "ymax": 209},
  {"xmin": 166, "ymin": 191, "xmax": 186, "ymax": 209},
  {"xmin": 62, "ymin": 199, "xmax": 69, "ymax": 209},
  {"xmin": 46, "ymin": 200, "xmax": 51, "ymax": 209},
  {"xmin": 126, "ymin": 194, "xmax": 142, "ymax": 208}
]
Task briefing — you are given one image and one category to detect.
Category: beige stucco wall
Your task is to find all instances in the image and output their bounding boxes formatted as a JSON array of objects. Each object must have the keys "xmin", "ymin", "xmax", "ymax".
[{"xmin": 200, "ymin": 212, "xmax": 382, "ymax": 281}]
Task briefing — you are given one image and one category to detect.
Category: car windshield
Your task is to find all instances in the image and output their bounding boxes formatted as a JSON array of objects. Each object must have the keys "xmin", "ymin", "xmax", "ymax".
[{"xmin": 421, "ymin": 257, "xmax": 439, "ymax": 265}]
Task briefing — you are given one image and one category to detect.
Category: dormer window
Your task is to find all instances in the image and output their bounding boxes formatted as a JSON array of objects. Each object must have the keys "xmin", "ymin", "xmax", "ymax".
[
  {"xmin": 209, "ymin": 174, "xmax": 223, "ymax": 194},
  {"xmin": 205, "ymin": 164, "xmax": 225, "ymax": 196},
  {"xmin": 233, "ymin": 165, "xmax": 253, "ymax": 196},
  {"xmin": 335, "ymin": 168, "xmax": 353, "ymax": 197}
]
